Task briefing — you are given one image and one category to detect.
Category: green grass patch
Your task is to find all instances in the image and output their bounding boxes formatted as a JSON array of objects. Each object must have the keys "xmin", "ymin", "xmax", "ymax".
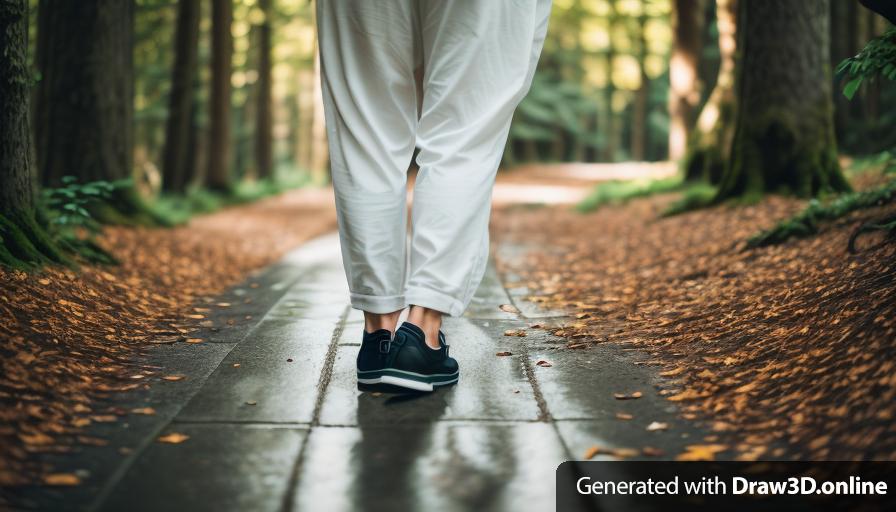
[
  {"xmin": 150, "ymin": 172, "xmax": 313, "ymax": 225},
  {"xmin": 576, "ymin": 176, "xmax": 683, "ymax": 213},
  {"xmin": 661, "ymin": 183, "xmax": 719, "ymax": 217},
  {"xmin": 748, "ymin": 178, "xmax": 896, "ymax": 248}
]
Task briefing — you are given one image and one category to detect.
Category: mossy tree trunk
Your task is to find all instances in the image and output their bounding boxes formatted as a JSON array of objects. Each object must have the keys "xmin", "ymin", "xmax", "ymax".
[
  {"xmin": 33, "ymin": 0, "xmax": 152, "ymax": 223},
  {"xmin": 254, "ymin": 0, "xmax": 273, "ymax": 180},
  {"xmin": 161, "ymin": 0, "xmax": 201, "ymax": 194},
  {"xmin": 715, "ymin": 0, "xmax": 850, "ymax": 201},
  {"xmin": 206, "ymin": 0, "xmax": 234, "ymax": 191},
  {"xmin": 0, "ymin": 0, "xmax": 64, "ymax": 267},
  {"xmin": 668, "ymin": 0, "xmax": 704, "ymax": 162},
  {"xmin": 683, "ymin": 0, "xmax": 737, "ymax": 184}
]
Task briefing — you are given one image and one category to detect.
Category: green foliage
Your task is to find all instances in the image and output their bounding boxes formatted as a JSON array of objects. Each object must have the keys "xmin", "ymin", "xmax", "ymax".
[
  {"xmin": 511, "ymin": 72, "xmax": 603, "ymax": 154},
  {"xmin": 151, "ymin": 172, "xmax": 312, "ymax": 225},
  {"xmin": 747, "ymin": 178, "xmax": 896, "ymax": 248},
  {"xmin": 38, "ymin": 177, "xmax": 128, "ymax": 264},
  {"xmin": 576, "ymin": 176, "xmax": 682, "ymax": 213},
  {"xmin": 661, "ymin": 183, "xmax": 719, "ymax": 216},
  {"xmin": 41, "ymin": 176, "xmax": 119, "ymax": 232},
  {"xmin": 838, "ymin": 27, "xmax": 896, "ymax": 100}
]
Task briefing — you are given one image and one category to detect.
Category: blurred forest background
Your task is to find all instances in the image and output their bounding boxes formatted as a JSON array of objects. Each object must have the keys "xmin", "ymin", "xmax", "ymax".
[{"xmin": 0, "ymin": 0, "xmax": 894, "ymax": 267}]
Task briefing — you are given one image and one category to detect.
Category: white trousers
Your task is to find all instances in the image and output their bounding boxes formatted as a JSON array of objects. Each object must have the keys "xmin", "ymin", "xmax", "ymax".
[{"xmin": 317, "ymin": 0, "xmax": 551, "ymax": 316}]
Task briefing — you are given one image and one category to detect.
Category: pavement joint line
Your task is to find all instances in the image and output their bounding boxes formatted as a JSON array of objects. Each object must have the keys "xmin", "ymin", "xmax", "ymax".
[
  {"xmin": 89, "ymin": 257, "xmax": 335, "ymax": 512},
  {"xmin": 171, "ymin": 420, "xmax": 313, "ymax": 427},
  {"xmin": 497, "ymin": 269, "xmax": 554, "ymax": 423},
  {"xmin": 493, "ymin": 256, "xmax": 591, "ymax": 468},
  {"xmin": 280, "ymin": 303, "xmax": 350, "ymax": 512}
]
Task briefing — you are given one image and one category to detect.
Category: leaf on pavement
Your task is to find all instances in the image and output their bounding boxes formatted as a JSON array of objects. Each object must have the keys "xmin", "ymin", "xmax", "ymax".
[
  {"xmin": 646, "ymin": 421, "xmax": 669, "ymax": 431},
  {"xmin": 676, "ymin": 444, "xmax": 727, "ymax": 461},
  {"xmin": 614, "ymin": 391, "xmax": 643, "ymax": 400},
  {"xmin": 43, "ymin": 473, "xmax": 81, "ymax": 486},
  {"xmin": 157, "ymin": 433, "xmax": 190, "ymax": 444},
  {"xmin": 499, "ymin": 304, "xmax": 520, "ymax": 314}
]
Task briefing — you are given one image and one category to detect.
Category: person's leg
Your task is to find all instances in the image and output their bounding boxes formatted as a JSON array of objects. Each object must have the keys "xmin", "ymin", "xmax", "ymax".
[
  {"xmin": 317, "ymin": 0, "xmax": 420, "ymax": 332},
  {"xmin": 406, "ymin": 0, "xmax": 552, "ymax": 344}
]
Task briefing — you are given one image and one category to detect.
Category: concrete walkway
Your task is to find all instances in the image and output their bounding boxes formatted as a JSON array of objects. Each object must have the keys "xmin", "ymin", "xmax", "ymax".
[{"xmin": 22, "ymin": 233, "xmax": 704, "ymax": 512}]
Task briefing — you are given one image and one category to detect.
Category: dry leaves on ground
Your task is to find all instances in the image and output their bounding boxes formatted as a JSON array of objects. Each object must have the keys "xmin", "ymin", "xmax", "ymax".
[
  {"xmin": 492, "ymin": 171, "xmax": 896, "ymax": 460},
  {"xmin": 0, "ymin": 187, "xmax": 337, "ymax": 485}
]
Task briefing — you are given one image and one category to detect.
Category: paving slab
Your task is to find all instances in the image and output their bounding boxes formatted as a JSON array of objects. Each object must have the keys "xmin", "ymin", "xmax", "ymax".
[
  {"xmin": 100, "ymin": 424, "xmax": 306, "ymax": 512},
  {"xmin": 291, "ymin": 422, "xmax": 568, "ymax": 512},
  {"xmin": 176, "ymin": 317, "xmax": 340, "ymax": 423},
  {"xmin": 318, "ymin": 318, "xmax": 541, "ymax": 425}
]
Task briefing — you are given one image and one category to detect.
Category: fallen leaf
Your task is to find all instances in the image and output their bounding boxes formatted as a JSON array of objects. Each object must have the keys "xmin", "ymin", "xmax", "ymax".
[
  {"xmin": 131, "ymin": 407, "xmax": 156, "ymax": 415},
  {"xmin": 676, "ymin": 444, "xmax": 727, "ymax": 461},
  {"xmin": 19, "ymin": 432, "xmax": 53, "ymax": 446},
  {"xmin": 615, "ymin": 413, "xmax": 633, "ymax": 420},
  {"xmin": 157, "ymin": 433, "xmax": 190, "ymax": 444},
  {"xmin": 614, "ymin": 391, "xmax": 643, "ymax": 400},
  {"xmin": 162, "ymin": 375, "xmax": 186, "ymax": 381},
  {"xmin": 186, "ymin": 338, "xmax": 204, "ymax": 344},
  {"xmin": 642, "ymin": 446, "xmax": 665, "ymax": 457},
  {"xmin": 499, "ymin": 304, "xmax": 520, "ymax": 314},
  {"xmin": 646, "ymin": 421, "xmax": 669, "ymax": 431},
  {"xmin": 536, "ymin": 360, "xmax": 552, "ymax": 367},
  {"xmin": 246, "ymin": 400, "xmax": 257, "ymax": 406},
  {"xmin": 232, "ymin": 363, "xmax": 241, "ymax": 368},
  {"xmin": 495, "ymin": 351, "xmax": 513, "ymax": 357},
  {"xmin": 43, "ymin": 473, "xmax": 80, "ymax": 486},
  {"xmin": 504, "ymin": 329, "xmax": 527, "ymax": 337},
  {"xmin": 583, "ymin": 445, "xmax": 601, "ymax": 460}
]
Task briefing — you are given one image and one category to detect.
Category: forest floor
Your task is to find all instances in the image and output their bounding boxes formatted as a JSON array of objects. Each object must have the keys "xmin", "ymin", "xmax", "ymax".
[
  {"xmin": 1, "ymin": 162, "xmax": 895, "ymax": 489},
  {"xmin": 491, "ymin": 167, "xmax": 896, "ymax": 461},
  {"xmin": 0, "ymin": 187, "xmax": 337, "ymax": 486}
]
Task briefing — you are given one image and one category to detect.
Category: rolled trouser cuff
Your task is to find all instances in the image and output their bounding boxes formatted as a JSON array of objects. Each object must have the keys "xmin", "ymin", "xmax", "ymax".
[
  {"xmin": 406, "ymin": 286, "xmax": 466, "ymax": 317},
  {"xmin": 349, "ymin": 292, "xmax": 406, "ymax": 314}
]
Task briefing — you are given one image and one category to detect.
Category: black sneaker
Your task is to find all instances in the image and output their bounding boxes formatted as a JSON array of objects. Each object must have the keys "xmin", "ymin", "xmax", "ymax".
[
  {"xmin": 380, "ymin": 322, "xmax": 459, "ymax": 392},
  {"xmin": 356, "ymin": 329, "xmax": 392, "ymax": 385}
]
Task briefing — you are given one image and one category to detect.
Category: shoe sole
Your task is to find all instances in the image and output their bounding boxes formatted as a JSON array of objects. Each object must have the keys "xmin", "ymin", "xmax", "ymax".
[
  {"xmin": 357, "ymin": 369, "xmax": 382, "ymax": 385},
  {"xmin": 378, "ymin": 368, "xmax": 459, "ymax": 392}
]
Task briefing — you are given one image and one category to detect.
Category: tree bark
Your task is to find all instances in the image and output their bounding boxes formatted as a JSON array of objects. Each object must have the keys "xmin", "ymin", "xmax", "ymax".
[
  {"xmin": 206, "ymin": 0, "xmax": 233, "ymax": 191},
  {"xmin": 716, "ymin": 0, "xmax": 850, "ymax": 200},
  {"xmin": 255, "ymin": 0, "xmax": 273, "ymax": 180},
  {"xmin": 683, "ymin": 0, "xmax": 737, "ymax": 184},
  {"xmin": 1, "ymin": 0, "xmax": 34, "ymax": 216},
  {"xmin": 630, "ymin": 13, "xmax": 649, "ymax": 161},
  {"xmin": 1, "ymin": 0, "xmax": 63, "ymax": 266},
  {"xmin": 161, "ymin": 0, "xmax": 201, "ymax": 193},
  {"xmin": 34, "ymin": 0, "xmax": 135, "ymax": 188},
  {"xmin": 668, "ymin": 0, "xmax": 704, "ymax": 161}
]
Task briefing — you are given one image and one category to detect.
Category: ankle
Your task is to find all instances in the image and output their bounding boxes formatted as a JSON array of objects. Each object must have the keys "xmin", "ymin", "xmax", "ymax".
[
  {"xmin": 363, "ymin": 310, "xmax": 401, "ymax": 334},
  {"xmin": 407, "ymin": 305, "xmax": 442, "ymax": 349}
]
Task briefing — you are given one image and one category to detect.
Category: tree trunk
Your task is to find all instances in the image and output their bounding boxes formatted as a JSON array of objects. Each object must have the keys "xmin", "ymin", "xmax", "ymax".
[
  {"xmin": 830, "ymin": 0, "xmax": 852, "ymax": 143},
  {"xmin": 1, "ymin": 0, "xmax": 63, "ymax": 266},
  {"xmin": 255, "ymin": 0, "xmax": 273, "ymax": 180},
  {"xmin": 683, "ymin": 0, "xmax": 737, "ymax": 184},
  {"xmin": 668, "ymin": 0, "xmax": 704, "ymax": 161},
  {"xmin": 206, "ymin": 0, "xmax": 233, "ymax": 191},
  {"xmin": 630, "ymin": 13, "xmax": 649, "ymax": 161},
  {"xmin": 33, "ymin": 0, "xmax": 151, "ymax": 223},
  {"xmin": 309, "ymin": 44, "xmax": 329, "ymax": 184},
  {"xmin": 716, "ymin": 0, "xmax": 850, "ymax": 200},
  {"xmin": 161, "ymin": 0, "xmax": 201, "ymax": 194},
  {"xmin": 34, "ymin": 0, "xmax": 134, "ymax": 186}
]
